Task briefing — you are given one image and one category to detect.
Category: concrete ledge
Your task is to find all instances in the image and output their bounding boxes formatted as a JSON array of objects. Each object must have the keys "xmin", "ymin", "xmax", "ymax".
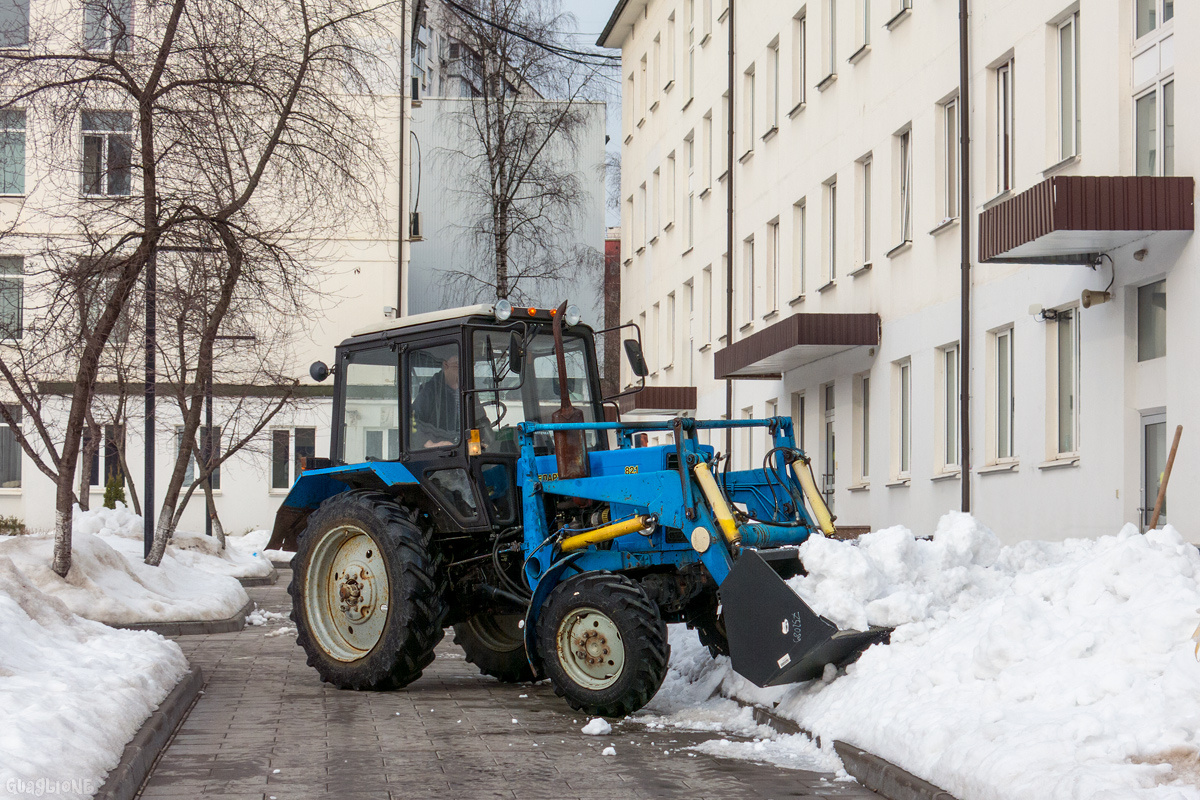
[
  {"xmin": 95, "ymin": 665, "xmax": 204, "ymax": 800},
  {"xmin": 748, "ymin": 704, "xmax": 959, "ymax": 800},
  {"xmin": 238, "ymin": 567, "xmax": 278, "ymax": 587},
  {"xmin": 112, "ymin": 597, "xmax": 255, "ymax": 636},
  {"xmin": 270, "ymin": 559, "xmax": 293, "ymax": 570}
]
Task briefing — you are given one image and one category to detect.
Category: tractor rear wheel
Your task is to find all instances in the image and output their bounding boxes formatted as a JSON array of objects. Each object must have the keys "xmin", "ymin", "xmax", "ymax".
[
  {"xmin": 538, "ymin": 572, "xmax": 669, "ymax": 717},
  {"xmin": 289, "ymin": 490, "xmax": 447, "ymax": 690},
  {"xmin": 454, "ymin": 613, "xmax": 536, "ymax": 683}
]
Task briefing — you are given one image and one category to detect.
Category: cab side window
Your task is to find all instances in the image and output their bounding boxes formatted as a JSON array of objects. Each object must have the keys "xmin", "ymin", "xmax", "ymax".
[
  {"xmin": 408, "ymin": 342, "xmax": 462, "ymax": 450},
  {"xmin": 341, "ymin": 347, "xmax": 400, "ymax": 463}
]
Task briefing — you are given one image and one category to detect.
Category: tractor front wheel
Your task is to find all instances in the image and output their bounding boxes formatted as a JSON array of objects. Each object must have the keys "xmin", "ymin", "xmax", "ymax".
[
  {"xmin": 454, "ymin": 613, "xmax": 536, "ymax": 683},
  {"xmin": 289, "ymin": 491, "xmax": 447, "ymax": 690},
  {"xmin": 539, "ymin": 573, "xmax": 669, "ymax": 717}
]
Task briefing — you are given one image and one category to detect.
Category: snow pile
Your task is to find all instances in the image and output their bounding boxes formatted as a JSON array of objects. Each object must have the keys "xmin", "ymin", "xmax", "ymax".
[
  {"xmin": 0, "ymin": 530, "xmax": 248, "ymax": 625},
  {"xmin": 84, "ymin": 505, "xmax": 274, "ymax": 580},
  {"xmin": 659, "ymin": 513, "xmax": 1200, "ymax": 799},
  {"xmin": 0, "ymin": 556, "xmax": 188, "ymax": 799},
  {"xmin": 581, "ymin": 718, "xmax": 611, "ymax": 735},
  {"xmin": 246, "ymin": 605, "xmax": 289, "ymax": 626},
  {"xmin": 227, "ymin": 528, "xmax": 294, "ymax": 566}
]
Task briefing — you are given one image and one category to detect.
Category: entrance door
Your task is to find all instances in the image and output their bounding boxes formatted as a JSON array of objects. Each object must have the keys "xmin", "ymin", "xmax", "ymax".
[{"xmin": 1142, "ymin": 412, "xmax": 1167, "ymax": 529}]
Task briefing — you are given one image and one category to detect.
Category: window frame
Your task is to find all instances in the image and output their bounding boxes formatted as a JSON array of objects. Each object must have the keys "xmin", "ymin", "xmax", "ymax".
[
  {"xmin": 82, "ymin": 110, "xmax": 133, "ymax": 197},
  {"xmin": 940, "ymin": 343, "xmax": 960, "ymax": 470},
  {"xmin": 1137, "ymin": 279, "xmax": 1166, "ymax": 362},
  {"xmin": 793, "ymin": 199, "xmax": 807, "ymax": 299},
  {"xmin": 996, "ymin": 60, "xmax": 1015, "ymax": 194},
  {"xmin": 994, "ymin": 326, "xmax": 1016, "ymax": 462},
  {"xmin": 0, "ymin": 255, "xmax": 23, "ymax": 341},
  {"xmin": 0, "ymin": 109, "xmax": 25, "ymax": 196},
  {"xmin": 766, "ymin": 218, "xmax": 780, "ymax": 313},
  {"xmin": 84, "ymin": 0, "xmax": 133, "ymax": 53},
  {"xmin": 1057, "ymin": 12, "xmax": 1081, "ymax": 161},
  {"xmin": 792, "ymin": 11, "xmax": 807, "ymax": 112},
  {"xmin": 942, "ymin": 97, "xmax": 959, "ymax": 220},
  {"xmin": 897, "ymin": 128, "xmax": 913, "ymax": 244},
  {"xmin": 271, "ymin": 426, "xmax": 317, "ymax": 491},
  {"xmin": 894, "ymin": 359, "xmax": 912, "ymax": 478},
  {"xmin": 1053, "ymin": 307, "xmax": 1081, "ymax": 457},
  {"xmin": 1135, "ymin": 78, "xmax": 1174, "ymax": 177}
]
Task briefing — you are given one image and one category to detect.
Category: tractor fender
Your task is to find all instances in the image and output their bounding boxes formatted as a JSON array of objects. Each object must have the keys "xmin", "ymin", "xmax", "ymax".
[
  {"xmin": 522, "ymin": 553, "xmax": 589, "ymax": 674},
  {"xmin": 265, "ymin": 462, "xmax": 420, "ymax": 551}
]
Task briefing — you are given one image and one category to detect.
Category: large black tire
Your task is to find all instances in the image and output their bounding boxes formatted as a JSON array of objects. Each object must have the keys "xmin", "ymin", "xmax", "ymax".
[
  {"xmin": 289, "ymin": 490, "xmax": 448, "ymax": 690},
  {"xmin": 538, "ymin": 572, "xmax": 669, "ymax": 717},
  {"xmin": 453, "ymin": 613, "xmax": 536, "ymax": 683}
]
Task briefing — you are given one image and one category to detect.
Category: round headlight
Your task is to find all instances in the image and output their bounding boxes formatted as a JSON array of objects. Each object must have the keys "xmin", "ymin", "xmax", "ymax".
[
  {"xmin": 494, "ymin": 299, "xmax": 513, "ymax": 321},
  {"xmin": 564, "ymin": 304, "xmax": 582, "ymax": 326}
]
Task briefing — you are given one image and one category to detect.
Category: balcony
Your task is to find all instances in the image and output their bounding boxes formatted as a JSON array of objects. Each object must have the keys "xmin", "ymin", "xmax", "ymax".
[
  {"xmin": 979, "ymin": 176, "xmax": 1194, "ymax": 265},
  {"xmin": 618, "ymin": 385, "xmax": 697, "ymax": 416},
  {"xmin": 714, "ymin": 313, "xmax": 881, "ymax": 380}
]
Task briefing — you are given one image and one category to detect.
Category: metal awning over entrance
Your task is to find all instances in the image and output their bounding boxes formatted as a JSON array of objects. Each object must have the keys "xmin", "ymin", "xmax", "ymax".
[
  {"xmin": 979, "ymin": 175, "xmax": 1194, "ymax": 264},
  {"xmin": 714, "ymin": 313, "xmax": 881, "ymax": 380},
  {"xmin": 618, "ymin": 386, "xmax": 697, "ymax": 415}
]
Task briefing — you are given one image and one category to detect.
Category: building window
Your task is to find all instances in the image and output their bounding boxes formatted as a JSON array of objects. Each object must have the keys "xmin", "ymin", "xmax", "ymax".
[
  {"xmin": 665, "ymin": 152, "xmax": 676, "ymax": 231},
  {"xmin": 1058, "ymin": 12, "xmax": 1080, "ymax": 161},
  {"xmin": 666, "ymin": 12, "xmax": 676, "ymax": 87},
  {"xmin": 857, "ymin": 0, "xmax": 870, "ymax": 50},
  {"xmin": 822, "ymin": 382, "xmax": 835, "ymax": 510},
  {"xmin": 825, "ymin": 0, "xmax": 837, "ymax": 76},
  {"xmin": 272, "ymin": 427, "xmax": 317, "ymax": 490},
  {"xmin": 743, "ymin": 66, "xmax": 755, "ymax": 152},
  {"xmin": 666, "ymin": 292, "xmax": 676, "ymax": 368},
  {"xmin": 856, "ymin": 374, "xmax": 870, "ymax": 482},
  {"xmin": 995, "ymin": 327, "xmax": 1015, "ymax": 460},
  {"xmin": 894, "ymin": 360, "xmax": 911, "ymax": 476},
  {"xmin": 791, "ymin": 391, "xmax": 805, "ymax": 450},
  {"xmin": 638, "ymin": 182, "xmax": 647, "ymax": 249},
  {"xmin": 996, "ymin": 60, "xmax": 1014, "ymax": 193},
  {"xmin": 793, "ymin": 199, "xmax": 807, "ymax": 297},
  {"xmin": 859, "ymin": 155, "xmax": 872, "ymax": 265},
  {"xmin": 685, "ymin": 279, "xmax": 695, "ymax": 383},
  {"xmin": 651, "ymin": 34, "xmax": 661, "ymax": 106},
  {"xmin": 702, "ymin": 111, "xmax": 713, "ymax": 190},
  {"xmin": 625, "ymin": 72, "xmax": 634, "ymax": 138},
  {"xmin": 826, "ymin": 178, "xmax": 837, "ymax": 282},
  {"xmin": 1055, "ymin": 308, "xmax": 1080, "ymax": 455},
  {"xmin": 942, "ymin": 97, "xmax": 959, "ymax": 220},
  {"xmin": 1136, "ymin": 80, "xmax": 1174, "ymax": 177},
  {"xmin": 741, "ymin": 407, "xmax": 755, "ymax": 469},
  {"xmin": 767, "ymin": 219, "xmax": 779, "ymax": 313},
  {"xmin": 897, "ymin": 129, "xmax": 912, "ymax": 243},
  {"xmin": 650, "ymin": 302, "xmax": 660, "ymax": 372},
  {"xmin": 82, "ymin": 111, "xmax": 132, "ymax": 196},
  {"xmin": 687, "ymin": 0, "xmax": 696, "ymax": 102},
  {"xmin": 0, "ymin": 256, "xmax": 22, "ymax": 339},
  {"xmin": 1138, "ymin": 279, "xmax": 1166, "ymax": 362},
  {"xmin": 650, "ymin": 168, "xmax": 661, "ymax": 239},
  {"xmin": 767, "ymin": 39, "xmax": 780, "ymax": 130},
  {"xmin": 702, "ymin": 0, "xmax": 713, "ymax": 40},
  {"xmin": 0, "ymin": 110, "xmax": 24, "ymax": 195},
  {"xmin": 702, "ymin": 265, "xmax": 713, "ymax": 343},
  {"xmin": 85, "ymin": 0, "xmax": 132, "ymax": 52},
  {"xmin": 792, "ymin": 12, "xmax": 807, "ymax": 109},
  {"xmin": 84, "ymin": 425, "xmax": 124, "ymax": 489},
  {"xmin": 941, "ymin": 344, "xmax": 960, "ymax": 468},
  {"xmin": 685, "ymin": 138, "xmax": 694, "ymax": 249},
  {"xmin": 177, "ymin": 426, "xmax": 221, "ymax": 489},
  {"xmin": 1136, "ymin": 0, "xmax": 1173, "ymax": 40},
  {"xmin": 0, "ymin": 405, "xmax": 20, "ymax": 488},
  {"xmin": 0, "ymin": 0, "xmax": 29, "ymax": 48},
  {"xmin": 742, "ymin": 236, "xmax": 755, "ymax": 325}
]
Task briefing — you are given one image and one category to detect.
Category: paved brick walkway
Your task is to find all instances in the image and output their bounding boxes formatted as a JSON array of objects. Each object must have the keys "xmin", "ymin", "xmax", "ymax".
[{"xmin": 140, "ymin": 571, "xmax": 879, "ymax": 800}]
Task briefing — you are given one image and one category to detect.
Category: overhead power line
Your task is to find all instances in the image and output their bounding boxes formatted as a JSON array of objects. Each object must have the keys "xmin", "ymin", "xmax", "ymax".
[{"xmin": 439, "ymin": 0, "xmax": 622, "ymax": 68}]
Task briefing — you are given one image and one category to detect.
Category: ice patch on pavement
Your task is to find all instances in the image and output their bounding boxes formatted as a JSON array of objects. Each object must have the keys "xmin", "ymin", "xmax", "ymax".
[
  {"xmin": 691, "ymin": 734, "xmax": 844, "ymax": 774},
  {"xmin": 581, "ymin": 718, "xmax": 611, "ymax": 735},
  {"xmin": 0, "ymin": 556, "xmax": 188, "ymax": 799},
  {"xmin": 658, "ymin": 513, "xmax": 1200, "ymax": 799}
]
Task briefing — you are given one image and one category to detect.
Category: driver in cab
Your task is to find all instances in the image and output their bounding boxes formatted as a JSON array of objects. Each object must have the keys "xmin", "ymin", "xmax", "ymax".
[{"xmin": 412, "ymin": 353, "xmax": 493, "ymax": 450}]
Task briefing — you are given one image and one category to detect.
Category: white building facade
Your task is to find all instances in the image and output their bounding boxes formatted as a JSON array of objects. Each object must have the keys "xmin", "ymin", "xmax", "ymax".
[{"xmin": 602, "ymin": 0, "xmax": 1192, "ymax": 544}]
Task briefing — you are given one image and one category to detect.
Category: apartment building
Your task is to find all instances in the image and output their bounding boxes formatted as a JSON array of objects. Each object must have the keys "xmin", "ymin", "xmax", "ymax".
[{"xmin": 601, "ymin": 0, "xmax": 1192, "ymax": 543}]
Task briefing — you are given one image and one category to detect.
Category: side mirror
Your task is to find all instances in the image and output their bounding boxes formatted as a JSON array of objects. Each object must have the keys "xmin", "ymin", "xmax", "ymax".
[
  {"xmin": 309, "ymin": 361, "xmax": 330, "ymax": 382},
  {"xmin": 623, "ymin": 339, "xmax": 649, "ymax": 377},
  {"xmin": 508, "ymin": 331, "xmax": 525, "ymax": 374}
]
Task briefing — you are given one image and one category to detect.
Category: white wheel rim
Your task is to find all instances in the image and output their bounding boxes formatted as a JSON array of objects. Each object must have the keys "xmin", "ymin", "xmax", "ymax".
[
  {"xmin": 304, "ymin": 524, "xmax": 390, "ymax": 662},
  {"xmin": 555, "ymin": 606, "xmax": 625, "ymax": 690}
]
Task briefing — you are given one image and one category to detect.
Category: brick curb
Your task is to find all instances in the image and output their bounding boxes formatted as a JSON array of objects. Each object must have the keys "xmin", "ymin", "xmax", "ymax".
[
  {"xmin": 111, "ymin": 597, "xmax": 255, "ymax": 636},
  {"xmin": 94, "ymin": 665, "xmax": 204, "ymax": 800},
  {"xmin": 238, "ymin": 567, "xmax": 278, "ymax": 587},
  {"xmin": 747, "ymin": 704, "xmax": 959, "ymax": 800}
]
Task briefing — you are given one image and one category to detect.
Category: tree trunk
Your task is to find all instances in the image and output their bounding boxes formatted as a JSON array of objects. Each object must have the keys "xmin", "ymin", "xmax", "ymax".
[
  {"xmin": 115, "ymin": 439, "xmax": 142, "ymax": 516},
  {"xmin": 76, "ymin": 421, "xmax": 100, "ymax": 512},
  {"xmin": 204, "ymin": 478, "xmax": 224, "ymax": 548},
  {"xmin": 496, "ymin": 200, "xmax": 509, "ymax": 298}
]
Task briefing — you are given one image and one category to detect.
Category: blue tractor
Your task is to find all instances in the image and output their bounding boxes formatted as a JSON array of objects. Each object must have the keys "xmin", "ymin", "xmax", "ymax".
[{"xmin": 269, "ymin": 301, "xmax": 888, "ymax": 716}]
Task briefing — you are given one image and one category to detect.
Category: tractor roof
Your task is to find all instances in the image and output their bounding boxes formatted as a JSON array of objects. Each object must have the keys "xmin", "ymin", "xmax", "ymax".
[{"xmin": 350, "ymin": 304, "xmax": 497, "ymax": 338}]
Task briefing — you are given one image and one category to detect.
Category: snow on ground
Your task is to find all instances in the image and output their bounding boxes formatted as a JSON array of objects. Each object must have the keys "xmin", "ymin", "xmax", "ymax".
[
  {"xmin": 227, "ymin": 528, "xmax": 294, "ymax": 566},
  {"xmin": 0, "ymin": 556, "xmax": 188, "ymax": 800},
  {"xmin": 0, "ymin": 507, "xmax": 248, "ymax": 625},
  {"xmin": 82, "ymin": 504, "xmax": 274, "ymax": 580},
  {"xmin": 647, "ymin": 513, "xmax": 1200, "ymax": 800}
]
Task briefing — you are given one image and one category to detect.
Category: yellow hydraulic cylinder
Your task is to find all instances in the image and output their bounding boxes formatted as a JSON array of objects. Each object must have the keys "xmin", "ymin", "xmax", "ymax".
[
  {"xmin": 693, "ymin": 461, "xmax": 741, "ymax": 545},
  {"xmin": 795, "ymin": 456, "xmax": 837, "ymax": 536},
  {"xmin": 559, "ymin": 514, "xmax": 656, "ymax": 552}
]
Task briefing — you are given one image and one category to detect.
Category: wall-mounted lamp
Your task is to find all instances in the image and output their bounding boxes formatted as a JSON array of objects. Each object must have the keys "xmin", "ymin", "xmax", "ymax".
[
  {"xmin": 1134, "ymin": 248, "xmax": 1149, "ymax": 262},
  {"xmin": 1029, "ymin": 304, "xmax": 1060, "ymax": 322},
  {"xmin": 1081, "ymin": 289, "xmax": 1112, "ymax": 309}
]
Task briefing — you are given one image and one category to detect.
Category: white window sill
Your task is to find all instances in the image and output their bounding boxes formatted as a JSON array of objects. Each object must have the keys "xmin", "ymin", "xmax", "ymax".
[
  {"xmin": 682, "ymin": 97, "xmax": 694, "ymax": 112},
  {"xmin": 700, "ymin": 33, "xmax": 712, "ymax": 46},
  {"xmin": 699, "ymin": 342, "xmax": 713, "ymax": 352},
  {"xmin": 682, "ymin": 246, "xmax": 694, "ymax": 257},
  {"xmin": 0, "ymin": 487, "xmax": 21, "ymax": 495},
  {"xmin": 762, "ymin": 309, "xmax": 780, "ymax": 322},
  {"xmin": 850, "ymin": 262, "xmax": 872, "ymax": 277},
  {"xmin": 624, "ymin": 134, "xmax": 633, "ymax": 145},
  {"xmin": 885, "ymin": 6, "xmax": 912, "ymax": 30},
  {"xmin": 1043, "ymin": 153, "xmax": 1081, "ymax": 178},
  {"xmin": 817, "ymin": 73, "xmax": 837, "ymax": 92},
  {"xmin": 648, "ymin": 235, "xmax": 659, "ymax": 245},
  {"xmin": 762, "ymin": 125, "xmax": 779, "ymax": 142},
  {"xmin": 738, "ymin": 322, "xmax": 754, "ymax": 333},
  {"xmin": 650, "ymin": 100, "xmax": 660, "ymax": 112},
  {"xmin": 622, "ymin": 258, "xmax": 633, "ymax": 267},
  {"xmin": 739, "ymin": 149, "xmax": 754, "ymax": 164},
  {"xmin": 885, "ymin": 477, "xmax": 911, "ymax": 488},
  {"xmin": 789, "ymin": 293, "xmax": 806, "ymax": 307},
  {"xmin": 886, "ymin": 240, "xmax": 912, "ymax": 258},
  {"xmin": 699, "ymin": 187, "xmax": 712, "ymax": 199},
  {"xmin": 269, "ymin": 489, "xmax": 291, "ymax": 496},
  {"xmin": 929, "ymin": 217, "xmax": 959, "ymax": 236},
  {"xmin": 930, "ymin": 469, "xmax": 960, "ymax": 482},
  {"xmin": 663, "ymin": 79, "xmax": 675, "ymax": 93},
  {"xmin": 635, "ymin": 246, "xmax": 645, "ymax": 255},
  {"xmin": 817, "ymin": 279, "xmax": 836, "ymax": 293},
  {"xmin": 664, "ymin": 220, "xmax": 675, "ymax": 231},
  {"xmin": 848, "ymin": 44, "xmax": 870, "ymax": 64},
  {"xmin": 788, "ymin": 101, "xmax": 806, "ymax": 118},
  {"xmin": 981, "ymin": 189, "xmax": 1013, "ymax": 211},
  {"xmin": 637, "ymin": 118, "xmax": 645, "ymax": 128},
  {"xmin": 1038, "ymin": 456, "xmax": 1080, "ymax": 470},
  {"xmin": 717, "ymin": 169, "xmax": 730, "ymax": 183},
  {"xmin": 979, "ymin": 460, "xmax": 1019, "ymax": 474},
  {"xmin": 847, "ymin": 482, "xmax": 870, "ymax": 492}
]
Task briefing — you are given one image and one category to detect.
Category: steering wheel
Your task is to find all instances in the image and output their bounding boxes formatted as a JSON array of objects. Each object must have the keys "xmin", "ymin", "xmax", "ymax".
[{"xmin": 481, "ymin": 397, "xmax": 508, "ymax": 423}]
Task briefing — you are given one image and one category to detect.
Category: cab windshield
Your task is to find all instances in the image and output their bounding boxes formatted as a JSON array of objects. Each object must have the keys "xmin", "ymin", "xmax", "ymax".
[{"xmin": 471, "ymin": 329, "xmax": 601, "ymax": 454}]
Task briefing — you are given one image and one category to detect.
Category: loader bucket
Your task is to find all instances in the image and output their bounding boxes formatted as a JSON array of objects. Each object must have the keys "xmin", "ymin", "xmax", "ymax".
[{"xmin": 720, "ymin": 550, "xmax": 890, "ymax": 687}]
